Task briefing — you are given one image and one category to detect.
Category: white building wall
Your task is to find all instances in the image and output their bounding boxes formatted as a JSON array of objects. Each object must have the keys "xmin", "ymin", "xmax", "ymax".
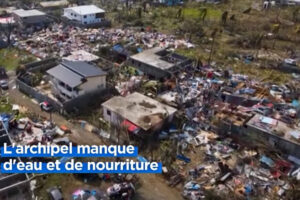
[
  {"xmin": 79, "ymin": 76, "xmax": 106, "ymax": 93},
  {"xmin": 102, "ymin": 107, "xmax": 175, "ymax": 132},
  {"xmin": 50, "ymin": 75, "xmax": 106, "ymax": 100},
  {"xmin": 102, "ymin": 107, "xmax": 124, "ymax": 125},
  {"xmin": 63, "ymin": 9, "xmax": 103, "ymax": 24},
  {"xmin": 63, "ymin": 9, "xmax": 81, "ymax": 22},
  {"xmin": 50, "ymin": 77, "xmax": 78, "ymax": 100}
]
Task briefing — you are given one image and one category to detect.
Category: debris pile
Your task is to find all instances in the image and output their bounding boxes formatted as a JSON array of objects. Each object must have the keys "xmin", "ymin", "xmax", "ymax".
[
  {"xmin": 147, "ymin": 65, "xmax": 300, "ymax": 199},
  {"xmin": 3, "ymin": 111, "xmax": 71, "ymax": 146},
  {"xmin": 14, "ymin": 25, "xmax": 194, "ymax": 59}
]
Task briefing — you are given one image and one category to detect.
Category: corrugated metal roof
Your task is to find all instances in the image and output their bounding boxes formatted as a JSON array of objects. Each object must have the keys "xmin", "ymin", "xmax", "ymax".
[
  {"xmin": 40, "ymin": 0, "xmax": 69, "ymax": 8},
  {"xmin": 13, "ymin": 9, "xmax": 46, "ymax": 17},
  {"xmin": 47, "ymin": 64, "xmax": 82, "ymax": 88},
  {"xmin": 65, "ymin": 5, "xmax": 105, "ymax": 15},
  {"xmin": 62, "ymin": 60, "xmax": 106, "ymax": 77}
]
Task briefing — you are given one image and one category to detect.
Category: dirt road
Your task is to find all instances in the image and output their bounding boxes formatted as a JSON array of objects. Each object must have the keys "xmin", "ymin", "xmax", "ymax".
[
  {"xmin": 7, "ymin": 76, "xmax": 183, "ymax": 200},
  {"xmin": 137, "ymin": 174, "xmax": 182, "ymax": 200}
]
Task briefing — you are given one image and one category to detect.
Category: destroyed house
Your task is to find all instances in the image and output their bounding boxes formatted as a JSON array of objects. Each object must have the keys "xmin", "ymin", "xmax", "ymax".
[
  {"xmin": 245, "ymin": 114, "xmax": 300, "ymax": 157},
  {"xmin": 63, "ymin": 5, "xmax": 105, "ymax": 25},
  {"xmin": 12, "ymin": 9, "xmax": 51, "ymax": 28},
  {"xmin": 128, "ymin": 47, "xmax": 192, "ymax": 79},
  {"xmin": 102, "ymin": 92, "xmax": 177, "ymax": 133},
  {"xmin": 47, "ymin": 60, "xmax": 106, "ymax": 102},
  {"xmin": 0, "ymin": 121, "xmax": 31, "ymax": 200}
]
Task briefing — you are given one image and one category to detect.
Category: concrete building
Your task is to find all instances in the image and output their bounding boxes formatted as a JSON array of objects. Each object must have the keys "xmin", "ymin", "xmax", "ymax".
[
  {"xmin": 102, "ymin": 92, "xmax": 177, "ymax": 133},
  {"xmin": 12, "ymin": 9, "xmax": 51, "ymax": 28},
  {"xmin": 128, "ymin": 47, "xmax": 192, "ymax": 79},
  {"xmin": 245, "ymin": 114, "xmax": 300, "ymax": 157},
  {"xmin": 47, "ymin": 60, "xmax": 107, "ymax": 102},
  {"xmin": 63, "ymin": 5, "xmax": 105, "ymax": 25}
]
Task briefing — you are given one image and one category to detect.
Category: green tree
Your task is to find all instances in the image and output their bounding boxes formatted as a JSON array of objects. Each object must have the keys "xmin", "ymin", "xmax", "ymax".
[
  {"xmin": 177, "ymin": 8, "xmax": 182, "ymax": 19},
  {"xmin": 221, "ymin": 11, "xmax": 229, "ymax": 25},
  {"xmin": 137, "ymin": 7, "xmax": 142, "ymax": 18}
]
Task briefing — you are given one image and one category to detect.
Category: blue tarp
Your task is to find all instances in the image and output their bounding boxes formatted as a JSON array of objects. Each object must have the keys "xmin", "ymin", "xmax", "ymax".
[
  {"xmin": 137, "ymin": 155, "xmax": 148, "ymax": 162},
  {"xmin": 185, "ymin": 181, "xmax": 201, "ymax": 190},
  {"xmin": 0, "ymin": 113, "xmax": 11, "ymax": 122},
  {"xmin": 137, "ymin": 47, "xmax": 143, "ymax": 53},
  {"xmin": 112, "ymin": 44, "xmax": 124, "ymax": 53},
  {"xmin": 72, "ymin": 189, "xmax": 98, "ymax": 200},
  {"xmin": 60, "ymin": 157, "xmax": 73, "ymax": 163},
  {"xmin": 176, "ymin": 154, "xmax": 191, "ymax": 163},
  {"xmin": 239, "ymin": 88, "xmax": 256, "ymax": 95},
  {"xmin": 166, "ymin": 0, "xmax": 183, "ymax": 6},
  {"xmin": 260, "ymin": 156, "xmax": 275, "ymax": 168},
  {"xmin": 0, "ymin": 113, "xmax": 11, "ymax": 130},
  {"xmin": 245, "ymin": 184, "xmax": 252, "ymax": 195},
  {"xmin": 292, "ymin": 100, "xmax": 300, "ymax": 108}
]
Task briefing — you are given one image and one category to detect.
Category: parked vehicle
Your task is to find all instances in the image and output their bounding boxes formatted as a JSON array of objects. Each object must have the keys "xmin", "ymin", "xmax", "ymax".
[
  {"xmin": 40, "ymin": 101, "xmax": 53, "ymax": 112},
  {"xmin": 47, "ymin": 186, "xmax": 63, "ymax": 200},
  {"xmin": 284, "ymin": 58, "xmax": 297, "ymax": 66},
  {"xmin": 107, "ymin": 182, "xmax": 135, "ymax": 200}
]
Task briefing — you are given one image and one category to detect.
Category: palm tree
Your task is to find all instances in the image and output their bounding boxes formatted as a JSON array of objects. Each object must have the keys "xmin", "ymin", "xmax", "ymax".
[
  {"xmin": 199, "ymin": 7, "xmax": 207, "ymax": 22},
  {"xmin": 208, "ymin": 28, "xmax": 219, "ymax": 66}
]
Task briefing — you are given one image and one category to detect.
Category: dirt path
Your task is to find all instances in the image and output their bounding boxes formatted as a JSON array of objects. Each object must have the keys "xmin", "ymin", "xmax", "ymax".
[
  {"xmin": 7, "ymin": 75, "xmax": 183, "ymax": 200},
  {"xmin": 136, "ymin": 174, "xmax": 182, "ymax": 200}
]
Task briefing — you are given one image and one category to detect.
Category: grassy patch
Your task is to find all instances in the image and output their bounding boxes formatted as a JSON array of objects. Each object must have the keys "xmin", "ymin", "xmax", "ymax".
[
  {"xmin": 0, "ymin": 102, "xmax": 12, "ymax": 113},
  {"xmin": 0, "ymin": 97, "xmax": 12, "ymax": 113},
  {"xmin": 35, "ymin": 174, "xmax": 66, "ymax": 199},
  {"xmin": 176, "ymin": 47, "xmax": 206, "ymax": 60},
  {"xmin": 106, "ymin": 0, "xmax": 299, "ymax": 84},
  {"xmin": 231, "ymin": 62, "xmax": 291, "ymax": 84},
  {"xmin": 0, "ymin": 48, "xmax": 36, "ymax": 71},
  {"xmin": 182, "ymin": 7, "xmax": 221, "ymax": 20}
]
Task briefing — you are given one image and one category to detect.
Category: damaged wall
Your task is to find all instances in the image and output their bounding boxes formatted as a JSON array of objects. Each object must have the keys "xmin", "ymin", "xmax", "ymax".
[{"xmin": 243, "ymin": 125, "xmax": 300, "ymax": 158}]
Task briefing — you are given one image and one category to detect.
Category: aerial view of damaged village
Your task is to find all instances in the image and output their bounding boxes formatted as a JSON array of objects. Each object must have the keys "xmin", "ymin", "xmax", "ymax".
[{"xmin": 1, "ymin": 0, "xmax": 300, "ymax": 200}]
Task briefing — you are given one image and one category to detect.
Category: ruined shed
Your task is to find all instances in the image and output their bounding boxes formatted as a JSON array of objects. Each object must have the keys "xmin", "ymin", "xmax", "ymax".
[
  {"xmin": 245, "ymin": 114, "xmax": 300, "ymax": 157},
  {"xmin": 0, "ymin": 123, "xmax": 31, "ymax": 200},
  {"xmin": 128, "ymin": 47, "xmax": 192, "ymax": 79},
  {"xmin": 102, "ymin": 92, "xmax": 177, "ymax": 132}
]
